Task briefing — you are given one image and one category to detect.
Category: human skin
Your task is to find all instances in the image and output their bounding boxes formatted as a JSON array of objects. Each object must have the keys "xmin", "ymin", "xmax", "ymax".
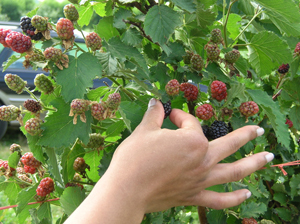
[{"xmin": 65, "ymin": 98, "xmax": 274, "ymax": 224}]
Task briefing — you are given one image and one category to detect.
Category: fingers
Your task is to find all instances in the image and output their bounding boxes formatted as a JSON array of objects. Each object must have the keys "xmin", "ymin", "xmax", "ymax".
[
  {"xmin": 206, "ymin": 126, "xmax": 264, "ymax": 166},
  {"xmin": 169, "ymin": 108, "xmax": 202, "ymax": 131},
  {"xmin": 137, "ymin": 98, "xmax": 165, "ymax": 130},
  {"xmin": 202, "ymin": 152, "xmax": 274, "ymax": 187},
  {"xmin": 191, "ymin": 189, "xmax": 251, "ymax": 210}
]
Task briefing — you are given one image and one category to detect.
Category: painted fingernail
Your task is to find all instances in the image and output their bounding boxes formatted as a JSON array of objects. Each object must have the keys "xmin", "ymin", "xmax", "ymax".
[
  {"xmin": 265, "ymin": 153, "xmax": 274, "ymax": 163},
  {"xmin": 256, "ymin": 127, "xmax": 264, "ymax": 137},
  {"xmin": 147, "ymin": 98, "xmax": 156, "ymax": 110},
  {"xmin": 246, "ymin": 191, "xmax": 251, "ymax": 199}
]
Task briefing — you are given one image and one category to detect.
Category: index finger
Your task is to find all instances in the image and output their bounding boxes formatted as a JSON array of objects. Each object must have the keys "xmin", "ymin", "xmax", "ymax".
[{"xmin": 169, "ymin": 109, "xmax": 203, "ymax": 132}]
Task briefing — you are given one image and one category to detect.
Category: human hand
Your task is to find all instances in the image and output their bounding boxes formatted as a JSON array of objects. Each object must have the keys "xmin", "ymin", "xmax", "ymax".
[{"xmin": 65, "ymin": 98, "xmax": 273, "ymax": 224}]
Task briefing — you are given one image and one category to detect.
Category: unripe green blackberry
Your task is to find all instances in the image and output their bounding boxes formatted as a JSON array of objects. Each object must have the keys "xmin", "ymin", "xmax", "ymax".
[
  {"xmin": 27, "ymin": 52, "xmax": 46, "ymax": 62},
  {"xmin": 205, "ymin": 43, "xmax": 220, "ymax": 61},
  {"xmin": 24, "ymin": 118, "xmax": 43, "ymax": 136},
  {"xmin": 183, "ymin": 50, "xmax": 194, "ymax": 64},
  {"xmin": 34, "ymin": 73, "xmax": 54, "ymax": 94},
  {"xmin": 64, "ymin": 4, "xmax": 79, "ymax": 21},
  {"xmin": 0, "ymin": 105, "xmax": 21, "ymax": 121},
  {"xmin": 82, "ymin": 133, "xmax": 105, "ymax": 149},
  {"xmin": 224, "ymin": 49, "xmax": 240, "ymax": 64},
  {"xmin": 85, "ymin": 32, "xmax": 102, "ymax": 51},
  {"xmin": 190, "ymin": 54, "xmax": 204, "ymax": 72},
  {"xmin": 31, "ymin": 15, "xmax": 48, "ymax": 31},
  {"xmin": 209, "ymin": 28, "xmax": 223, "ymax": 45},
  {"xmin": 23, "ymin": 99, "xmax": 42, "ymax": 113},
  {"xmin": 43, "ymin": 47, "xmax": 63, "ymax": 62},
  {"xmin": 106, "ymin": 93, "xmax": 121, "ymax": 110},
  {"xmin": 165, "ymin": 79, "xmax": 180, "ymax": 96},
  {"xmin": 91, "ymin": 102, "xmax": 106, "ymax": 121},
  {"xmin": 4, "ymin": 73, "xmax": 27, "ymax": 94},
  {"xmin": 9, "ymin": 143, "xmax": 22, "ymax": 156}
]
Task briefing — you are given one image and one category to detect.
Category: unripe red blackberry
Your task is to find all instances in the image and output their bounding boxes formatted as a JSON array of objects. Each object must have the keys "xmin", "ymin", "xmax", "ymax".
[
  {"xmin": 224, "ymin": 49, "xmax": 240, "ymax": 64},
  {"xmin": 293, "ymin": 42, "xmax": 300, "ymax": 57},
  {"xmin": 5, "ymin": 31, "xmax": 32, "ymax": 53},
  {"xmin": 205, "ymin": 43, "xmax": 220, "ymax": 61},
  {"xmin": 73, "ymin": 173, "xmax": 82, "ymax": 181},
  {"xmin": 0, "ymin": 28, "xmax": 11, "ymax": 47},
  {"xmin": 106, "ymin": 93, "xmax": 121, "ymax": 110},
  {"xmin": 20, "ymin": 16, "xmax": 43, "ymax": 41},
  {"xmin": 34, "ymin": 73, "xmax": 54, "ymax": 94},
  {"xmin": 239, "ymin": 101, "xmax": 259, "ymax": 117},
  {"xmin": 43, "ymin": 47, "xmax": 63, "ymax": 62},
  {"xmin": 65, "ymin": 182, "xmax": 84, "ymax": 190},
  {"xmin": 190, "ymin": 54, "xmax": 204, "ymax": 72},
  {"xmin": 21, "ymin": 152, "xmax": 41, "ymax": 168},
  {"xmin": 180, "ymin": 83, "xmax": 199, "ymax": 101},
  {"xmin": 85, "ymin": 32, "xmax": 102, "ymax": 51},
  {"xmin": 31, "ymin": 15, "xmax": 48, "ymax": 31},
  {"xmin": 73, "ymin": 157, "xmax": 87, "ymax": 173},
  {"xmin": 18, "ymin": 174, "xmax": 33, "ymax": 183},
  {"xmin": 64, "ymin": 4, "xmax": 79, "ymax": 21},
  {"xmin": 195, "ymin": 104, "xmax": 214, "ymax": 120},
  {"xmin": 24, "ymin": 118, "xmax": 43, "ymax": 136},
  {"xmin": 82, "ymin": 133, "xmax": 105, "ymax": 149},
  {"xmin": 210, "ymin": 80, "xmax": 227, "ymax": 101},
  {"xmin": 183, "ymin": 50, "xmax": 194, "ymax": 64},
  {"xmin": 165, "ymin": 79, "xmax": 180, "ymax": 96},
  {"xmin": 4, "ymin": 73, "xmax": 27, "ymax": 94},
  {"xmin": 285, "ymin": 118, "xmax": 293, "ymax": 128},
  {"xmin": 242, "ymin": 218, "xmax": 258, "ymax": 224},
  {"xmin": 24, "ymin": 165, "xmax": 36, "ymax": 174},
  {"xmin": 70, "ymin": 99, "xmax": 90, "ymax": 114},
  {"xmin": 277, "ymin": 63, "xmax": 289, "ymax": 74},
  {"xmin": 209, "ymin": 28, "xmax": 224, "ymax": 45},
  {"xmin": 9, "ymin": 143, "xmax": 22, "ymax": 156},
  {"xmin": 0, "ymin": 160, "xmax": 15, "ymax": 177},
  {"xmin": 161, "ymin": 100, "xmax": 172, "ymax": 119},
  {"xmin": 36, "ymin": 177, "xmax": 54, "ymax": 197},
  {"xmin": 0, "ymin": 105, "xmax": 21, "ymax": 121},
  {"xmin": 24, "ymin": 99, "xmax": 42, "ymax": 113},
  {"xmin": 56, "ymin": 18, "xmax": 74, "ymax": 40},
  {"xmin": 91, "ymin": 102, "xmax": 106, "ymax": 121}
]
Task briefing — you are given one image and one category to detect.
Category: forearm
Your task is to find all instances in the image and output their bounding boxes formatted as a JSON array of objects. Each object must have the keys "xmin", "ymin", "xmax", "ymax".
[{"xmin": 64, "ymin": 170, "xmax": 145, "ymax": 224}]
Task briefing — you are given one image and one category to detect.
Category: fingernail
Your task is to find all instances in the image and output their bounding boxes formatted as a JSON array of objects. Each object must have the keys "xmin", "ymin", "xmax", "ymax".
[
  {"xmin": 256, "ymin": 127, "xmax": 264, "ymax": 137},
  {"xmin": 147, "ymin": 98, "xmax": 156, "ymax": 110},
  {"xmin": 246, "ymin": 191, "xmax": 251, "ymax": 199},
  {"xmin": 265, "ymin": 153, "xmax": 274, "ymax": 163}
]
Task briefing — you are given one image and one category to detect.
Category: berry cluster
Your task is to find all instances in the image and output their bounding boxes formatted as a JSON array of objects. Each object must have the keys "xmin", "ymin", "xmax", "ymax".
[
  {"xmin": 36, "ymin": 177, "xmax": 54, "ymax": 197},
  {"xmin": 20, "ymin": 16, "xmax": 43, "ymax": 41}
]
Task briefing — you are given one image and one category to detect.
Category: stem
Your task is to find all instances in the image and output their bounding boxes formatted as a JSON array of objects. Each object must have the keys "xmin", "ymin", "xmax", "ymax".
[
  {"xmin": 70, "ymin": 138, "xmax": 80, "ymax": 152},
  {"xmin": 91, "ymin": 124, "xmax": 106, "ymax": 131},
  {"xmin": 74, "ymin": 42, "xmax": 87, "ymax": 53},
  {"xmin": 223, "ymin": 0, "xmax": 238, "ymax": 48},
  {"xmin": 0, "ymin": 198, "xmax": 60, "ymax": 210},
  {"xmin": 197, "ymin": 206, "xmax": 208, "ymax": 224},
  {"xmin": 230, "ymin": 10, "xmax": 263, "ymax": 46},
  {"xmin": 107, "ymin": 77, "xmax": 136, "ymax": 101},
  {"xmin": 187, "ymin": 101, "xmax": 195, "ymax": 116}
]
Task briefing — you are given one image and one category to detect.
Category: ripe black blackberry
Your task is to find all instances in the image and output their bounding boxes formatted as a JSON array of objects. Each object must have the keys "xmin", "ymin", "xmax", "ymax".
[
  {"xmin": 201, "ymin": 125, "xmax": 211, "ymax": 140},
  {"xmin": 209, "ymin": 120, "xmax": 228, "ymax": 140},
  {"xmin": 20, "ymin": 16, "xmax": 43, "ymax": 41},
  {"xmin": 277, "ymin": 63, "xmax": 289, "ymax": 74},
  {"xmin": 227, "ymin": 122, "xmax": 233, "ymax": 133},
  {"xmin": 161, "ymin": 100, "xmax": 172, "ymax": 119}
]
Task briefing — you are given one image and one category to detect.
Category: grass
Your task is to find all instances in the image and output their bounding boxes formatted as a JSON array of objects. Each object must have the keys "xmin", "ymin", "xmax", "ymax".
[{"xmin": 0, "ymin": 128, "xmax": 64, "ymax": 223}]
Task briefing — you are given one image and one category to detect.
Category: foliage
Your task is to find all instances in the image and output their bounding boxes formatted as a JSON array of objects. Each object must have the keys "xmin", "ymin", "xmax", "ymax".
[{"xmin": 1, "ymin": 0, "xmax": 300, "ymax": 223}]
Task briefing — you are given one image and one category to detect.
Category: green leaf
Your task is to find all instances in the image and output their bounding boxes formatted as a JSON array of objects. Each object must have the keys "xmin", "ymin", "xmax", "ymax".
[
  {"xmin": 2, "ymin": 54, "xmax": 25, "ymax": 72},
  {"xmin": 275, "ymin": 207, "xmax": 292, "ymax": 221},
  {"xmin": 60, "ymin": 187, "xmax": 86, "ymax": 216},
  {"xmin": 87, "ymin": 86, "xmax": 110, "ymax": 102},
  {"xmin": 55, "ymin": 53, "xmax": 102, "ymax": 103},
  {"xmin": 78, "ymin": 4, "xmax": 93, "ymax": 27},
  {"xmin": 16, "ymin": 184, "xmax": 39, "ymax": 215},
  {"xmin": 195, "ymin": 4, "xmax": 217, "ymax": 29},
  {"xmin": 84, "ymin": 150, "xmax": 103, "ymax": 182},
  {"xmin": 29, "ymin": 208, "xmax": 39, "ymax": 224},
  {"xmin": 37, "ymin": 203, "xmax": 52, "ymax": 222},
  {"xmin": 8, "ymin": 151, "xmax": 20, "ymax": 169},
  {"xmin": 19, "ymin": 204, "xmax": 39, "ymax": 224},
  {"xmin": 144, "ymin": 5, "xmax": 182, "ymax": 46},
  {"xmin": 255, "ymin": 0, "xmax": 300, "ymax": 36},
  {"xmin": 113, "ymin": 8, "xmax": 132, "ymax": 29},
  {"xmin": 273, "ymin": 192, "xmax": 288, "ymax": 206},
  {"xmin": 207, "ymin": 209, "xmax": 227, "ymax": 224},
  {"xmin": 119, "ymin": 101, "xmax": 144, "ymax": 132},
  {"xmin": 26, "ymin": 7, "xmax": 39, "ymax": 18},
  {"xmin": 240, "ymin": 201, "xmax": 267, "ymax": 218},
  {"xmin": 247, "ymin": 31, "xmax": 292, "ymax": 77},
  {"xmin": 161, "ymin": 42, "xmax": 186, "ymax": 64},
  {"xmin": 96, "ymin": 52, "xmax": 118, "ymax": 76},
  {"xmin": 37, "ymin": 97, "xmax": 92, "ymax": 148},
  {"xmin": 227, "ymin": 14, "xmax": 242, "ymax": 41},
  {"xmin": 95, "ymin": 17, "xmax": 120, "ymax": 41},
  {"xmin": 27, "ymin": 134, "xmax": 45, "ymax": 164},
  {"xmin": 247, "ymin": 89, "xmax": 290, "ymax": 149},
  {"xmin": 289, "ymin": 106, "xmax": 300, "ymax": 129},
  {"xmin": 0, "ymin": 181, "xmax": 21, "ymax": 205},
  {"xmin": 149, "ymin": 62, "xmax": 169, "ymax": 85},
  {"xmin": 225, "ymin": 82, "xmax": 247, "ymax": 106},
  {"xmin": 45, "ymin": 148, "xmax": 64, "ymax": 186},
  {"xmin": 290, "ymin": 174, "xmax": 300, "ymax": 199},
  {"xmin": 121, "ymin": 28, "xmax": 143, "ymax": 46},
  {"xmin": 106, "ymin": 120, "xmax": 125, "ymax": 137},
  {"xmin": 281, "ymin": 77, "xmax": 300, "ymax": 103},
  {"xmin": 93, "ymin": 2, "xmax": 106, "ymax": 17},
  {"xmin": 171, "ymin": 0, "xmax": 196, "ymax": 13}
]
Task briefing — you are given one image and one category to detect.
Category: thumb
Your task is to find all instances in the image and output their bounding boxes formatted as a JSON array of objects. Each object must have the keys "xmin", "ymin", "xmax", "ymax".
[{"xmin": 138, "ymin": 98, "xmax": 164, "ymax": 130}]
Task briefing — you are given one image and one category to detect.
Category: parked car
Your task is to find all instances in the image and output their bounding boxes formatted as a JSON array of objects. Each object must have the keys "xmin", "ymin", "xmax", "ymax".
[{"xmin": 0, "ymin": 21, "xmax": 111, "ymax": 139}]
